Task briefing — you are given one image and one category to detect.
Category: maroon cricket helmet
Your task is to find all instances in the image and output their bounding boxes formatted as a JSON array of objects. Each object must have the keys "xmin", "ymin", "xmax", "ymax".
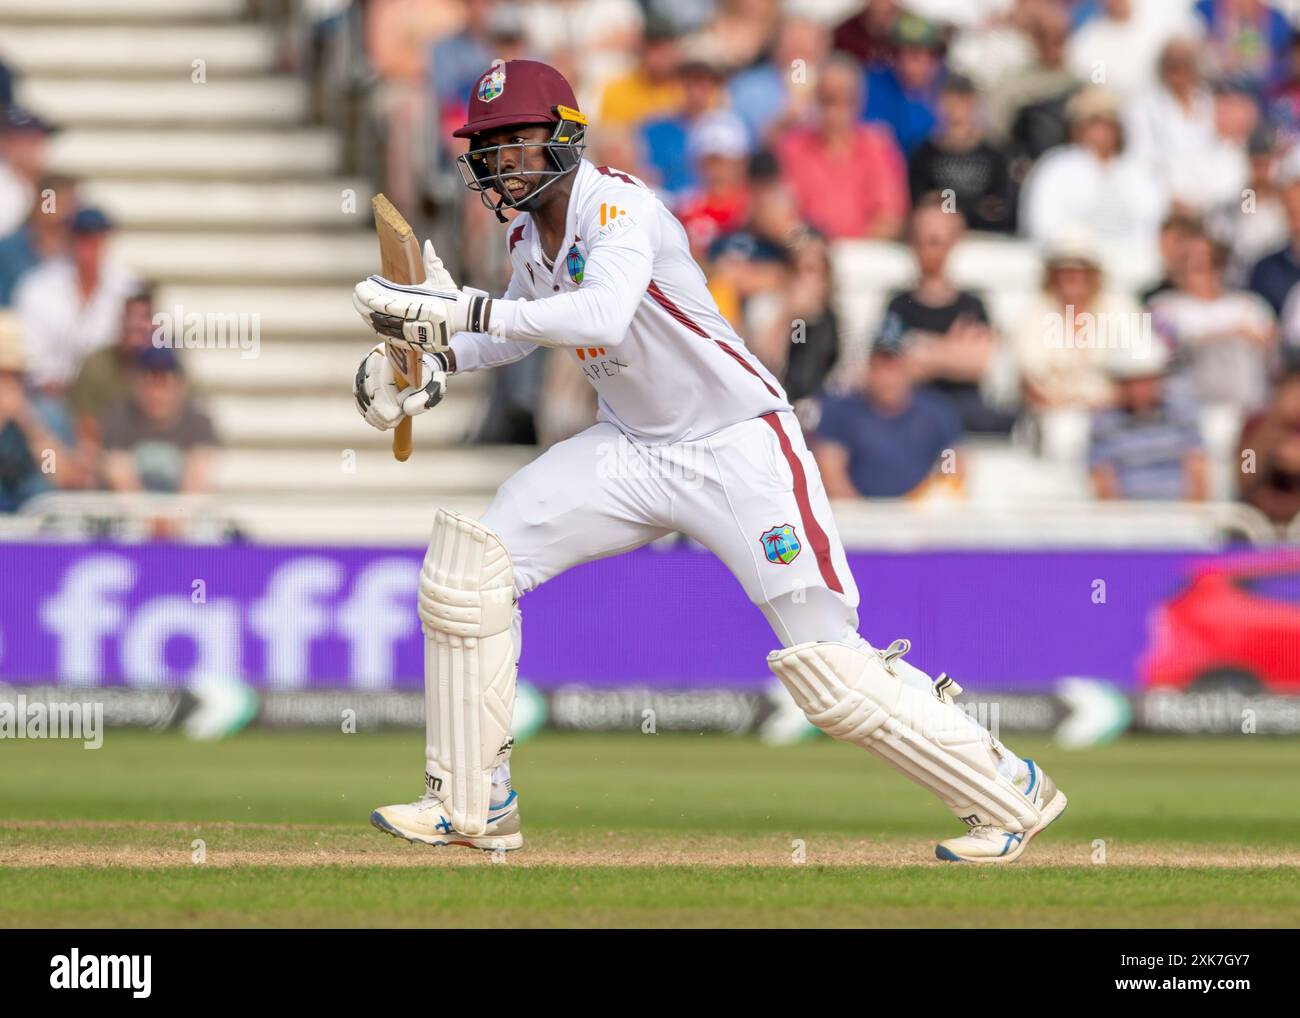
[
  {"xmin": 453, "ymin": 60, "xmax": 589, "ymax": 221},
  {"xmin": 454, "ymin": 60, "xmax": 581, "ymax": 138}
]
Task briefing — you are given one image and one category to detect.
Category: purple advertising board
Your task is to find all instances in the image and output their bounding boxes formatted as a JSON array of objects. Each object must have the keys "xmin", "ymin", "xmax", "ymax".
[{"xmin": 1, "ymin": 541, "xmax": 1297, "ymax": 692}]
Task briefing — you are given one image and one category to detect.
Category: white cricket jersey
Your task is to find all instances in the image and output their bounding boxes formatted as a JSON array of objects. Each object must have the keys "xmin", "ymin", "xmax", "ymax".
[{"xmin": 449, "ymin": 159, "xmax": 790, "ymax": 443}]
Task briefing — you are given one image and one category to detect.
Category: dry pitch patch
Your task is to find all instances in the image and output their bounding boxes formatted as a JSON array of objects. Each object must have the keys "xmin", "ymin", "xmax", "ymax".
[{"xmin": 4, "ymin": 820, "xmax": 1299, "ymax": 869}]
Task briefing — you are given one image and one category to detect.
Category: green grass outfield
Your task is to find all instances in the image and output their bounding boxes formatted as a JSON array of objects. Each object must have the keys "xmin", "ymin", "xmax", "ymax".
[{"xmin": 1, "ymin": 730, "xmax": 1298, "ymax": 928}]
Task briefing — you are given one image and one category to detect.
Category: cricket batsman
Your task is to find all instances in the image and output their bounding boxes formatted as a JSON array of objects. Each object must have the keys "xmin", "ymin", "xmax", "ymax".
[{"xmin": 351, "ymin": 60, "xmax": 1067, "ymax": 863}]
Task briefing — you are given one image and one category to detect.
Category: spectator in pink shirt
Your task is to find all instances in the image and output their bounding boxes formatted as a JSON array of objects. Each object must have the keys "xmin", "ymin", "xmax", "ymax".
[{"xmin": 776, "ymin": 54, "xmax": 908, "ymax": 240}]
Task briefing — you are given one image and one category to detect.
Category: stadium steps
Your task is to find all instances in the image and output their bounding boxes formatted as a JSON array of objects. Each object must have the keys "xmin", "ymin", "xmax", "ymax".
[
  {"xmin": 0, "ymin": 0, "xmax": 243, "ymax": 21},
  {"xmin": 110, "ymin": 232, "xmax": 375, "ymax": 284},
  {"xmin": 0, "ymin": 26, "xmax": 276, "ymax": 76},
  {"xmin": 83, "ymin": 181, "xmax": 371, "ymax": 231},
  {"xmin": 184, "ymin": 341, "xmax": 488, "ymax": 396},
  {"xmin": 17, "ymin": 78, "xmax": 310, "ymax": 127},
  {"xmin": 154, "ymin": 285, "xmax": 367, "ymax": 337},
  {"xmin": 48, "ymin": 129, "xmax": 341, "ymax": 179},
  {"xmin": 209, "ymin": 394, "xmax": 481, "ymax": 450},
  {"xmin": 212, "ymin": 447, "xmax": 534, "ymax": 498}
]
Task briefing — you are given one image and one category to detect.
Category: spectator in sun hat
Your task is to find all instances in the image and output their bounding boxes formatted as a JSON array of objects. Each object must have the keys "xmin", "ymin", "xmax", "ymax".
[
  {"xmin": 1123, "ymin": 36, "xmax": 1218, "ymax": 208},
  {"xmin": 1066, "ymin": 0, "xmax": 1202, "ymax": 102},
  {"xmin": 638, "ymin": 42, "xmax": 730, "ymax": 203},
  {"xmin": 0, "ymin": 104, "xmax": 57, "ymax": 237},
  {"xmin": 677, "ymin": 109, "xmax": 753, "ymax": 260},
  {"xmin": 1089, "ymin": 337, "xmax": 1207, "ymax": 501},
  {"xmin": 1010, "ymin": 230, "xmax": 1140, "ymax": 413},
  {"xmin": 1019, "ymin": 85, "xmax": 1166, "ymax": 251},
  {"xmin": 13, "ymin": 204, "xmax": 139, "ymax": 392}
]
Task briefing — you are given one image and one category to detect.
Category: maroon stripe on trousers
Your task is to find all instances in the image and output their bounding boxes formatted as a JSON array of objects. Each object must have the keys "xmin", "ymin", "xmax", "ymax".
[
  {"xmin": 760, "ymin": 412, "xmax": 843, "ymax": 594},
  {"xmin": 646, "ymin": 280, "xmax": 782, "ymax": 398}
]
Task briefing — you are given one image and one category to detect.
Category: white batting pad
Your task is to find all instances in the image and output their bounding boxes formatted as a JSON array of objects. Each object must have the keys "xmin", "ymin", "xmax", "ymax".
[
  {"xmin": 768, "ymin": 641, "xmax": 1042, "ymax": 831},
  {"xmin": 418, "ymin": 509, "xmax": 517, "ymax": 836}
]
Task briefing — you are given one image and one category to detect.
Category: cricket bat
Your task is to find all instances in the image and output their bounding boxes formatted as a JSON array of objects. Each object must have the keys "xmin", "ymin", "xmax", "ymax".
[{"xmin": 371, "ymin": 194, "xmax": 423, "ymax": 462}]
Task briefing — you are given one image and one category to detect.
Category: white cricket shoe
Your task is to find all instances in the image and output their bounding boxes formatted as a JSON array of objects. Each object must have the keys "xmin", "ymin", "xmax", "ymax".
[
  {"xmin": 370, "ymin": 776, "xmax": 522, "ymax": 852},
  {"xmin": 934, "ymin": 759, "xmax": 1067, "ymax": 863}
]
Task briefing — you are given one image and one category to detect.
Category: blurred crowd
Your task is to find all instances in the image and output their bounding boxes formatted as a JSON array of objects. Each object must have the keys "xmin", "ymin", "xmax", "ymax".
[
  {"xmin": 0, "ymin": 68, "xmax": 218, "ymax": 513},
  {"xmin": 312, "ymin": 0, "xmax": 1300, "ymax": 522},
  {"xmin": 10, "ymin": 0, "xmax": 1300, "ymax": 527}
]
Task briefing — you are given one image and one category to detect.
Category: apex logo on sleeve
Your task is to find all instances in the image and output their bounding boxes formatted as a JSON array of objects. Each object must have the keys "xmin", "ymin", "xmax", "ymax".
[{"xmin": 598, "ymin": 202, "xmax": 635, "ymax": 237}]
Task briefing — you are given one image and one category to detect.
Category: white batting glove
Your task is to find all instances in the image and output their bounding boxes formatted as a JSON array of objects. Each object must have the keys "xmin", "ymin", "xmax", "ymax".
[
  {"xmin": 421, "ymin": 239, "xmax": 457, "ymax": 289},
  {"xmin": 352, "ymin": 240, "xmax": 494, "ymax": 352},
  {"xmin": 352, "ymin": 343, "xmax": 449, "ymax": 431}
]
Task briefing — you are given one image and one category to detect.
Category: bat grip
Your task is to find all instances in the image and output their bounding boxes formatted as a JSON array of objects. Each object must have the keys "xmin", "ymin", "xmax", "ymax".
[{"xmin": 393, "ymin": 417, "xmax": 414, "ymax": 461}]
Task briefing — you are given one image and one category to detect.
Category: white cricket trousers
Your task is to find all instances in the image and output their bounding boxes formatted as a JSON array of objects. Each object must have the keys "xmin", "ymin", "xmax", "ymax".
[{"xmin": 480, "ymin": 410, "xmax": 863, "ymax": 647}]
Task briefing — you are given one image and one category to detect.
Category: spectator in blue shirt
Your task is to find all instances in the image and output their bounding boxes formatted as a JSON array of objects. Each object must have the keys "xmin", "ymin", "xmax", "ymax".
[
  {"xmin": 727, "ymin": 17, "xmax": 828, "ymax": 148},
  {"xmin": 0, "ymin": 173, "xmax": 75, "ymax": 306},
  {"xmin": 862, "ymin": 13, "xmax": 946, "ymax": 155},
  {"xmin": 1195, "ymin": 0, "xmax": 1292, "ymax": 93},
  {"xmin": 640, "ymin": 53, "xmax": 728, "ymax": 204},
  {"xmin": 0, "ymin": 311, "xmax": 78, "ymax": 510},
  {"xmin": 1089, "ymin": 340, "xmax": 1207, "ymax": 501},
  {"xmin": 813, "ymin": 322, "xmax": 964, "ymax": 498},
  {"xmin": 427, "ymin": 1, "xmax": 528, "ymax": 166}
]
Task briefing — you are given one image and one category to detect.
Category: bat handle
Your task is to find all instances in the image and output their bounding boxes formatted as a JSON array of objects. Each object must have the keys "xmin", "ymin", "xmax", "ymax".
[{"xmin": 393, "ymin": 417, "xmax": 414, "ymax": 461}]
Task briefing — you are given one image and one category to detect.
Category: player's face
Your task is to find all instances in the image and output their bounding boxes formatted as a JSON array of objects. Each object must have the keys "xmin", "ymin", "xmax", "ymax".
[{"xmin": 476, "ymin": 125, "xmax": 554, "ymax": 204}]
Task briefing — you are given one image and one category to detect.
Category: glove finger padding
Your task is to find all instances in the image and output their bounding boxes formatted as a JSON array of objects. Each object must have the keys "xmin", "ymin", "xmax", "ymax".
[
  {"xmin": 423, "ymin": 239, "xmax": 457, "ymax": 289},
  {"xmin": 400, "ymin": 353, "xmax": 448, "ymax": 417},
  {"xmin": 353, "ymin": 343, "xmax": 405, "ymax": 431}
]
